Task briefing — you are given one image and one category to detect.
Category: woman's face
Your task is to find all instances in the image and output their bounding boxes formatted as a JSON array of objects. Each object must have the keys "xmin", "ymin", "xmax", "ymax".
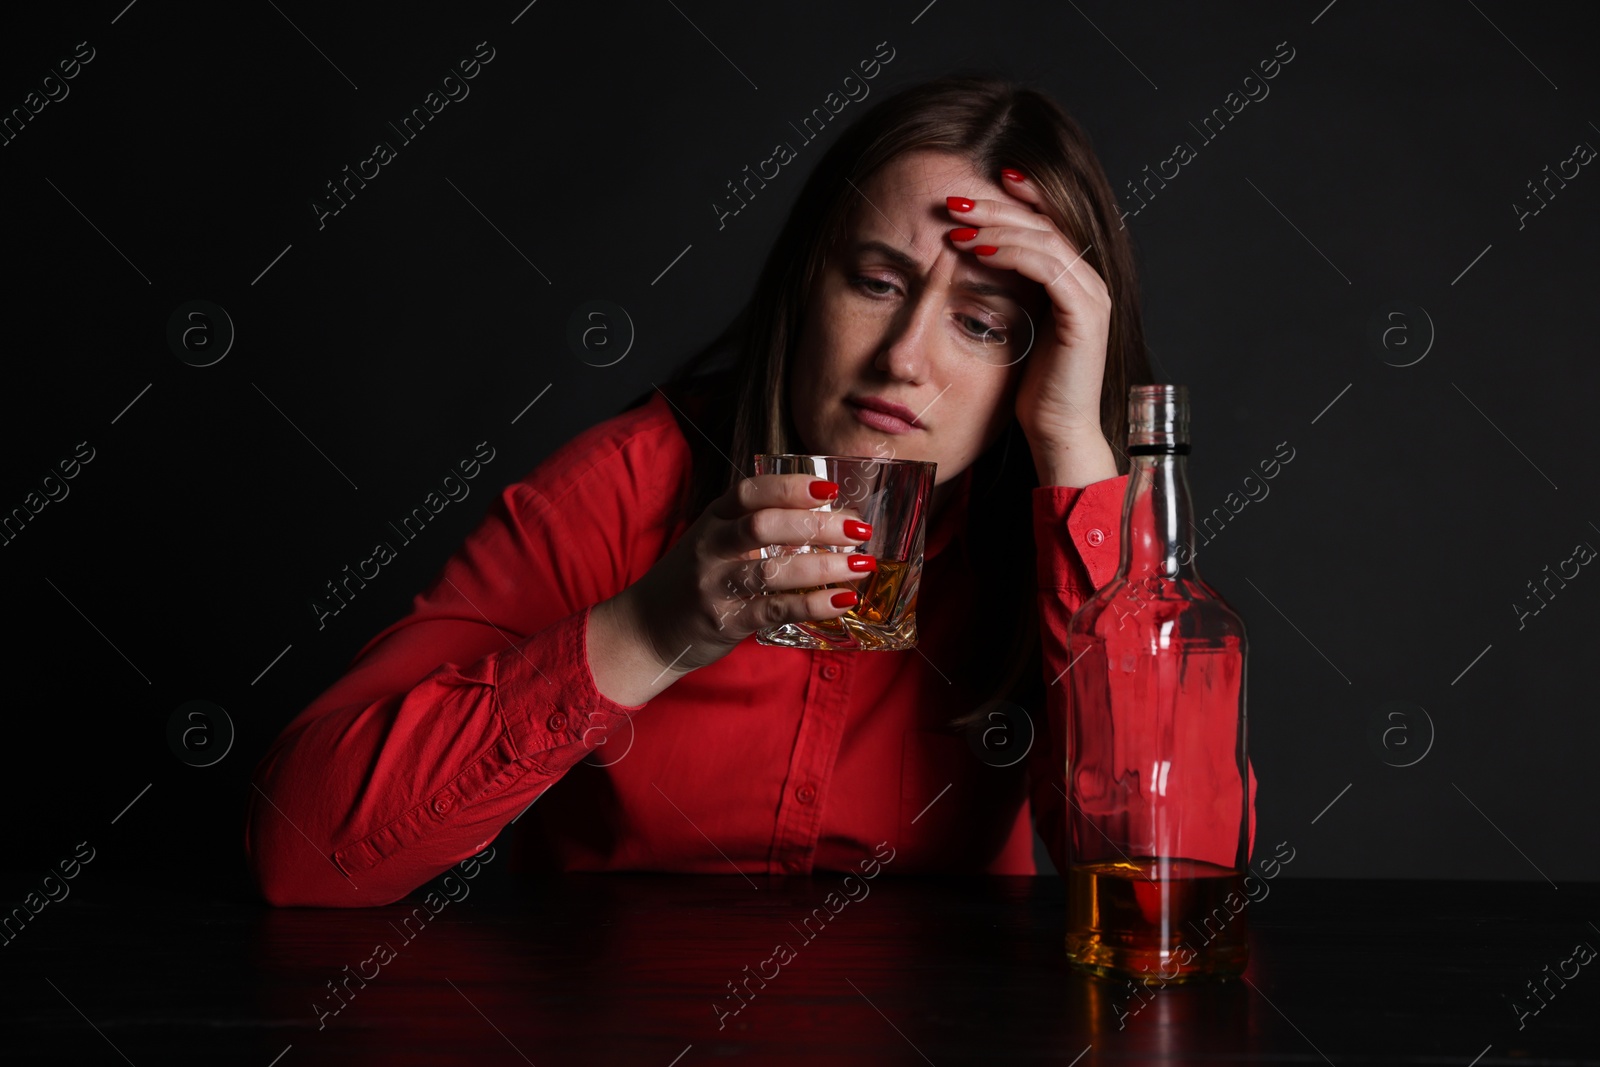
[{"xmin": 789, "ymin": 150, "xmax": 1044, "ymax": 500}]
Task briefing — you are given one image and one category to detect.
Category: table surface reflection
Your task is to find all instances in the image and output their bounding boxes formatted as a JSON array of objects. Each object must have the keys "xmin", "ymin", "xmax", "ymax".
[{"xmin": 4, "ymin": 870, "xmax": 1597, "ymax": 1065}]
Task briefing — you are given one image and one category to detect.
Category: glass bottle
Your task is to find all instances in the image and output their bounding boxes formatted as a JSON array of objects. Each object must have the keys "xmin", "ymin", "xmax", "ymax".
[{"xmin": 1062, "ymin": 384, "xmax": 1250, "ymax": 983}]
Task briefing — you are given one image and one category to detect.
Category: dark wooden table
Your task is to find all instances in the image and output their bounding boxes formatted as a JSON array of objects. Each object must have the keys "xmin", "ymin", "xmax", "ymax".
[{"xmin": 3, "ymin": 871, "xmax": 1596, "ymax": 1064}]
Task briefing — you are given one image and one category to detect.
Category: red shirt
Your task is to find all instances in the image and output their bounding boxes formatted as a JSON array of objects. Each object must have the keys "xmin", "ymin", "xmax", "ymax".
[{"xmin": 245, "ymin": 390, "xmax": 1257, "ymax": 906}]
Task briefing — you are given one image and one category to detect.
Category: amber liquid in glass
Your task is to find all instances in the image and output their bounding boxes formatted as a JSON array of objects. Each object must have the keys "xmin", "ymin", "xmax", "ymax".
[
  {"xmin": 793, "ymin": 557, "xmax": 917, "ymax": 649},
  {"xmin": 1065, "ymin": 858, "xmax": 1248, "ymax": 982}
]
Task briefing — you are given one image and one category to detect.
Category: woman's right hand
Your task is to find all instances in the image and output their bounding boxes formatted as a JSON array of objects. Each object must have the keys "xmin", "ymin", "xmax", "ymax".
[{"xmin": 611, "ymin": 474, "xmax": 876, "ymax": 677}]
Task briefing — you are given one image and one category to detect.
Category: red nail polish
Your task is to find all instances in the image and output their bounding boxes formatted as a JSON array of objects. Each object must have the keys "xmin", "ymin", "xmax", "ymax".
[
  {"xmin": 847, "ymin": 555, "xmax": 877, "ymax": 572},
  {"xmin": 831, "ymin": 590, "xmax": 859, "ymax": 608},
  {"xmin": 1001, "ymin": 168, "xmax": 1026, "ymax": 183},
  {"xmin": 949, "ymin": 227, "xmax": 980, "ymax": 242},
  {"xmin": 809, "ymin": 479, "xmax": 839, "ymax": 500},
  {"xmin": 843, "ymin": 519, "xmax": 872, "ymax": 541},
  {"xmin": 947, "ymin": 196, "xmax": 974, "ymax": 213},
  {"xmin": 973, "ymin": 245, "xmax": 999, "ymax": 256}
]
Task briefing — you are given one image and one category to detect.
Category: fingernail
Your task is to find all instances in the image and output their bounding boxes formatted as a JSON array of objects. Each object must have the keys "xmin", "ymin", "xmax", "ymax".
[
  {"xmin": 847, "ymin": 554, "xmax": 877, "ymax": 572},
  {"xmin": 809, "ymin": 479, "xmax": 840, "ymax": 500},
  {"xmin": 949, "ymin": 227, "xmax": 980, "ymax": 242},
  {"xmin": 947, "ymin": 196, "xmax": 974, "ymax": 213},
  {"xmin": 973, "ymin": 245, "xmax": 999, "ymax": 256},
  {"xmin": 1001, "ymin": 168, "xmax": 1026, "ymax": 183},
  {"xmin": 831, "ymin": 590, "xmax": 859, "ymax": 608},
  {"xmin": 843, "ymin": 519, "xmax": 872, "ymax": 541}
]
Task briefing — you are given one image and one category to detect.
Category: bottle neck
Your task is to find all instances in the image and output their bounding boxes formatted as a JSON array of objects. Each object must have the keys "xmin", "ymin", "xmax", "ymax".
[{"xmin": 1119, "ymin": 448, "xmax": 1201, "ymax": 582}]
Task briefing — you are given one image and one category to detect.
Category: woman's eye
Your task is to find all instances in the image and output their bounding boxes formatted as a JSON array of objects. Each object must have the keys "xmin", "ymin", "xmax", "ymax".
[
  {"xmin": 851, "ymin": 277, "xmax": 1003, "ymax": 343},
  {"xmin": 852, "ymin": 276, "xmax": 897, "ymax": 296},
  {"xmin": 961, "ymin": 315, "xmax": 1002, "ymax": 341}
]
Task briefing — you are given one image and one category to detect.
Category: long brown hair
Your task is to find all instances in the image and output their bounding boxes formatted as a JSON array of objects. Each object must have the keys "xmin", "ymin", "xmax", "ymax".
[{"xmin": 641, "ymin": 73, "xmax": 1153, "ymax": 732}]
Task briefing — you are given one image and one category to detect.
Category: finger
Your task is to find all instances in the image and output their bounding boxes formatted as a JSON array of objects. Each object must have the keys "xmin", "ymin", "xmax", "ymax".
[
  {"xmin": 707, "ymin": 472, "xmax": 839, "ymax": 522},
  {"xmin": 992, "ymin": 167, "xmax": 1058, "ymax": 230},
  {"xmin": 948, "ymin": 225, "xmax": 1108, "ymax": 304},
  {"xmin": 704, "ymin": 504, "xmax": 873, "ymax": 561},
  {"xmin": 946, "ymin": 192, "xmax": 1055, "ymax": 234},
  {"xmin": 719, "ymin": 548, "xmax": 877, "ymax": 600},
  {"xmin": 998, "ymin": 167, "xmax": 1049, "ymax": 211},
  {"xmin": 949, "ymin": 222, "xmax": 1091, "ymax": 271},
  {"xmin": 732, "ymin": 585, "xmax": 862, "ymax": 634}
]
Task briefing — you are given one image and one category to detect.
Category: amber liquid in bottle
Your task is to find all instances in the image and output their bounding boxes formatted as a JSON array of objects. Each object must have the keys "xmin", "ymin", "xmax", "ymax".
[
  {"xmin": 1062, "ymin": 384, "xmax": 1250, "ymax": 983},
  {"xmin": 1066, "ymin": 859, "xmax": 1249, "ymax": 981}
]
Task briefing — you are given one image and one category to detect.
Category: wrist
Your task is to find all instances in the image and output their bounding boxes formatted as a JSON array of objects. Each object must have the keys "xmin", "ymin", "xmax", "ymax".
[
  {"xmin": 600, "ymin": 590, "xmax": 668, "ymax": 672},
  {"xmin": 1031, "ymin": 433, "xmax": 1119, "ymax": 488},
  {"xmin": 587, "ymin": 592, "xmax": 692, "ymax": 708}
]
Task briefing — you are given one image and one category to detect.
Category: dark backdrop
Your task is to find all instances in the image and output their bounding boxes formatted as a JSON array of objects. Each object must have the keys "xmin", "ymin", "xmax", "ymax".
[{"xmin": 2, "ymin": 0, "xmax": 1594, "ymax": 893}]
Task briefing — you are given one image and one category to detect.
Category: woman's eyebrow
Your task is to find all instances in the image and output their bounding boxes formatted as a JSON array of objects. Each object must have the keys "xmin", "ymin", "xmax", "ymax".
[
  {"xmin": 853, "ymin": 238, "xmax": 923, "ymax": 274},
  {"xmin": 851, "ymin": 238, "xmax": 1023, "ymax": 301}
]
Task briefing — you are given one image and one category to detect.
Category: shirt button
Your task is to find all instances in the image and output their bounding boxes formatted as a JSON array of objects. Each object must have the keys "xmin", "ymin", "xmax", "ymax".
[
  {"xmin": 433, "ymin": 794, "xmax": 453, "ymax": 814},
  {"xmin": 820, "ymin": 662, "xmax": 841, "ymax": 681},
  {"xmin": 1086, "ymin": 528, "xmax": 1105, "ymax": 547},
  {"xmin": 547, "ymin": 712, "xmax": 568, "ymax": 732},
  {"xmin": 796, "ymin": 784, "xmax": 817, "ymax": 805}
]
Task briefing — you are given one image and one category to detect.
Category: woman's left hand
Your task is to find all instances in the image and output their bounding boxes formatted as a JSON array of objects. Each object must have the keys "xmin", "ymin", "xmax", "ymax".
[{"xmin": 945, "ymin": 169, "xmax": 1112, "ymax": 456}]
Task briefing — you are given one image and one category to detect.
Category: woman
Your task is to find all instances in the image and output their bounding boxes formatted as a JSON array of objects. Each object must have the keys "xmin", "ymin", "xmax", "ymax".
[{"xmin": 245, "ymin": 74, "xmax": 1256, "ymax": 907}]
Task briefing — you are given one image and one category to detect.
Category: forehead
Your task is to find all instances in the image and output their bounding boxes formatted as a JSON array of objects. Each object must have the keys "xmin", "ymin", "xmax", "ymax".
[
  {"xmin": 857, "ymin": 150, "xmax": 998, "ymax": 206},
  {"xmin": 843, "ymin": 151, "xmax": 1031, "ymax": 301}
]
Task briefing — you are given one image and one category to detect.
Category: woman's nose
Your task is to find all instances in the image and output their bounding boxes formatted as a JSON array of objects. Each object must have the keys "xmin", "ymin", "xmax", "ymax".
[{"xmin": 873, "ymin": 294, "xmax": 938, "ymax": 381}]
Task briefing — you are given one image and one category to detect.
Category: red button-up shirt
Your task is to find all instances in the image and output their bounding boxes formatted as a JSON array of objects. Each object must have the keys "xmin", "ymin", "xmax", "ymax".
[{"xmin": 245, "ymin": 391, "xmax": 1256, "ymax": 906}]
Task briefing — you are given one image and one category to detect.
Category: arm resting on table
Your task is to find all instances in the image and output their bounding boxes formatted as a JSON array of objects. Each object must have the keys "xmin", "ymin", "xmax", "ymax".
[{"xmin": 244, "ymin": 480, "xmax": 652, "ymax": 908}]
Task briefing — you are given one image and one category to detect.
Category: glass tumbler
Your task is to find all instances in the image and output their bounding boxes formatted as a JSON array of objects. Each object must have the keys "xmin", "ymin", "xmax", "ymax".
[{"xmin": 751, "ymin": 453, "xmax": 936, "ymax": 651}]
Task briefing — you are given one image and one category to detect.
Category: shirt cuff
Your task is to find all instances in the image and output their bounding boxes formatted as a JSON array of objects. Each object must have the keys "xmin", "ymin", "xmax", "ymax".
[
  {"xmin": 491, "ymin": 604, "xmax": 649, "ymax": 773},
  {"xmin": 1032, "ymin": 473, "xmax": 1128, "ymax": 594}
]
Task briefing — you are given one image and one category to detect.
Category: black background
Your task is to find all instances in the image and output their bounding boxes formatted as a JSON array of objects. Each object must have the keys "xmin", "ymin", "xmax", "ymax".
[{"xmin": 1, "ymin": 0, "xmax": 1594, "ymax": 895}]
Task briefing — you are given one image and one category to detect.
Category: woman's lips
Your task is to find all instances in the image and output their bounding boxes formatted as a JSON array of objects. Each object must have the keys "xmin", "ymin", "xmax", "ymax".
[{"xmin": 847, "ymin": 400, "xmax": 919, "ymax": 434}]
